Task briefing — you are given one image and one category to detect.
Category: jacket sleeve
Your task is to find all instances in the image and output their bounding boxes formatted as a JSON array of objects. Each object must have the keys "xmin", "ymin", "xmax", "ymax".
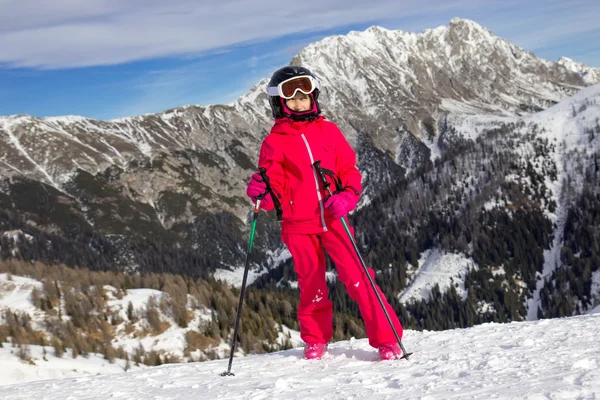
[
  {"xmin": 257, "ymin": 135, "xmax": 285, "ymax": 211},
  {"xmin": 331, "ymin": 123, "xmax": 362, "ymax": 198}
]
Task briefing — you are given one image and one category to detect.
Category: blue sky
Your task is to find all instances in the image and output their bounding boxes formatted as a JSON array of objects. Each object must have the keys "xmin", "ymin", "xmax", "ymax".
[{"xmin": 1, "ymin": 0, "xmax": 599, "ymax": 120}]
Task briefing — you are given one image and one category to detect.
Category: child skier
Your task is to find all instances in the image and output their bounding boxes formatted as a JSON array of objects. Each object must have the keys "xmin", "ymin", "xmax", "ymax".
[{"xmin": 246, "ymin": 66, "xmax": 403, "ymax": 360}]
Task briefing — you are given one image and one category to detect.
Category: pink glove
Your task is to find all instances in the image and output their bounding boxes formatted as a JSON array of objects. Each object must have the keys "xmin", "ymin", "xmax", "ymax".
[
  {"xmin": 324, "ymin": 192, "xmax": 357, "ymax": 219},
  {"xmin": 246, "ymin": 173, "xmax": 273, "ymax": 209}
]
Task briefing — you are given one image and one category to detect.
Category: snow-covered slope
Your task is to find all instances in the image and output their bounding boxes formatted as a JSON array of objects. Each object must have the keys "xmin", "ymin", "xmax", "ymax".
[
  {"xmin": 347, "ymin": 83, "xmax": 600, "ymax": 318},
  {"xmin": 0, "ymin": 273, "xmax": 303, "ymax": 386},
  {"xmin": 558, "ymin": 57, "xmax": 600, "ymax": 85},
  {"xmin": 1, "ymin": 313, "xmax": 598, "ymax": 398},
  {"xmin": 0, "ymin": 344, "xmax": 146, "ymax": 387},
  {"xmin": 399, "ymin": 249, "xmax": 476, "ymax": 304},
  {"xmin": 448, "ymin": 83, "xmax": 600, "ymax": 316}
]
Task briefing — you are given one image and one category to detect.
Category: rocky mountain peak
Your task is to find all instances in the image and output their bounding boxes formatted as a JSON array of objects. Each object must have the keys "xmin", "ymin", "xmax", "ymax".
[
  {"xmin": 448, "ymin": 17, "xmax": 494, "ymax": 37},
  {"xmin": 557, "ymin": 57, "xmax": 600, "ymax": 84}
]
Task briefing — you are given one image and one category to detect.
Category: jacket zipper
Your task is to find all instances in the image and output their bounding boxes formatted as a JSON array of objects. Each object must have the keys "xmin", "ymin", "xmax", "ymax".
[{"xmin": 301, "ymin": 134, "xmax": 327, "ymax": 232}]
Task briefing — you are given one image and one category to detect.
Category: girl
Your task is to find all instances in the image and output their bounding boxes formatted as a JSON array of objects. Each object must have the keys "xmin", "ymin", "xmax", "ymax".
[{"xmin": 246, "ymin": 66, "xmax": 403, "ymax": 360}]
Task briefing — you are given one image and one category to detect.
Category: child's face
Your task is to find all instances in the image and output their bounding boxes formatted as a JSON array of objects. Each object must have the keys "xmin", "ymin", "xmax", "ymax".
[{"xmin": 285, "ymin": 92, "xmax": 312, "ymax": 112}]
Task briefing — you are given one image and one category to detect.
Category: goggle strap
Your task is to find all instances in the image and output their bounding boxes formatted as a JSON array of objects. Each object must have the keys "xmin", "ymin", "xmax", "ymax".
[{"xmin": 266, "ymin": 86, "xmax": 281, "ymax": 96}]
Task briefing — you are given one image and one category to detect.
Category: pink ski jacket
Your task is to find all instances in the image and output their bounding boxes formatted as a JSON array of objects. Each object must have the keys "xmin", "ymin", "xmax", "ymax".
[{"xmin": 257, "ymin": 116, "xmax": 362, "ymax": 234}]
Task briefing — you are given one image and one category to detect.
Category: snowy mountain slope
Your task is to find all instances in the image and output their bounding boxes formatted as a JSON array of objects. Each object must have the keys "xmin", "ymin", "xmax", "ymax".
[
  {"xmin": 0, "ymin": 105, "xmax": 269, "ymax": 221},
  {"xmin": 379, "ymin": 83, "xmax": 600, "ymax": 318},
  {"xmin": 558, "ymin": 57, "xmax": 600, "ymax": 85},
  {"xmin": 0, "ymin": 272, "xmax": 303, "ymax": 386},
  {"xmin": 443, "ymin": 82, "xmax": 600, "ymax": 222},
  {"xmin": 1, "ymin": 313, "xmax": 599, "ymax": 398},
  {"xmin": 399, "ymin": 249, "xmax": 475, "ymax": 304}
]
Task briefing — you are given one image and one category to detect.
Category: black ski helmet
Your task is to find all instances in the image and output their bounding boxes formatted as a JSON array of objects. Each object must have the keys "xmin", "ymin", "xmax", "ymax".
[{"xmin": 266, "ymin": 66, "xmax": 321, "ymax": 121}]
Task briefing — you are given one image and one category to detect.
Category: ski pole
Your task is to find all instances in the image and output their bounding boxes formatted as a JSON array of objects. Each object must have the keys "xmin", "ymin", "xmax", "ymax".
[
  {"xmin": 312, "ymin": 160, "xmax": 412, "ymax": 360},
  {"xmin": 221, "ymin": 167, "xmax": 269, "ymax": 376}
]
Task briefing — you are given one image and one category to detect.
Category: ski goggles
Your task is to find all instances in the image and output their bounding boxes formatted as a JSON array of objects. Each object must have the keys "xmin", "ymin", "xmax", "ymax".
[{"xmin": 266, "ymin": 75, "xmax": 320, "ymax": 99}]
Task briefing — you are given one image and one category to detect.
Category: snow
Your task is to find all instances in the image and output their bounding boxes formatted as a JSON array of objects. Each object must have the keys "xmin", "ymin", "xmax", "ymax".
[
  {"xmin": 0, "ymin": 314, "xmax": 598, "ymax": 398},
  {"xmin": 483, "ymin": 197, "xmax": 509, "ymax": 211},
  {"xmin": 105, "ymin": 287, "xmax": 164, "ymax": 312},
  {"xmin": 558, "ymin": 57, "xmax": 600, "ymax": 85},
  {"xmin": 1, "ymin": 231, "xmax": 34, "ymax": 244},
  {"xmin": 529, "ymin": 83, "xmax": 600, "ymax": 143},
  {"xmin": 2, "ymin": 119, "xmax": 59, "ymax": 187},
  {"xmin": 214, "ymin": 246, "xmax": 291, "ymax": 288},
  {"xmin": 0, "ymin": 278, "xmax": 152, "ymax": 386},
  {"xmin": 213, "ymin": 267, "xmax": 263, "ymax": 288},
  {"xmin": 399, "ymin": 249, "xmax": 476, "ymax": 304},
  {"xmin": 440, "ymin": 98, "xmax": 510, "ymax": 117},
  {"xmin": 0, "ymin": 343, "xmax": 145, "ymax": 387},
  {"xmin": 0, "ymin": 274, "xmax": 42, "ymax": 314},
  {"xmin": 101, "ymin": 286, "xmax": 225, "ymax": 359},
  {"xmin": 524, "ymin": 83, "xmax": 600, "ymax": 319}
]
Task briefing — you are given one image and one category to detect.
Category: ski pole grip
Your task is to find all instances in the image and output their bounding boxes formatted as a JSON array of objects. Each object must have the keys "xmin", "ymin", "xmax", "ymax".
[
  {"xmin": 255, "ymin": 167, "xmax": 270, "ymax": 200},
  {"xmin": 256, "ymin": 166, "xmax": 283, "ymax": 221},
  {"xmin": 312, "ymin": 161, "xmax": 332, "ymax": 195},
  {"xmin": 258, "ymin": 166, "xmax": 268, "ymax": 183}
]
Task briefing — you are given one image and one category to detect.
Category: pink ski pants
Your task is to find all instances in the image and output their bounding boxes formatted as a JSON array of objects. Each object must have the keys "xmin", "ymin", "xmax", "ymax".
[{"xmin": 282, "ymin": 218, "xmax": 403, "ymax": 348}]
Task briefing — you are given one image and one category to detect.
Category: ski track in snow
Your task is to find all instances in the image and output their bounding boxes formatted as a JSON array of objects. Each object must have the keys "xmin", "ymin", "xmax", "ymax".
[{"xmin": 1, "ymin": 314, "xmax": 599, "ymax": 399}]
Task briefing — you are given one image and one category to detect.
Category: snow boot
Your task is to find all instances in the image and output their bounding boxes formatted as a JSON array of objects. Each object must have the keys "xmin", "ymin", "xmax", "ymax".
[
  {"xmin": 303, "ymin": 343, "xmax": 328, "ymax": 360},
  {"xmin": 378, "ymin": 343, "xmax": 402, "ymax": 360}
]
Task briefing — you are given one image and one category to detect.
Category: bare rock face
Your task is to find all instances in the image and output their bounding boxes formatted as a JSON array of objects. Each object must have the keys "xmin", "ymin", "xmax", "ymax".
[{"xmin": 0, "ymin": 19, "xmax": 598, "ymax": 274}]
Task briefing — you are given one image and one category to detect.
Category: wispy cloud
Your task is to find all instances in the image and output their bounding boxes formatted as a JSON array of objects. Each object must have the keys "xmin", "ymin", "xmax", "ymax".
[
  {"xmin": 115, "ymin": 49, "xmax": 275, "ymax": 117},
  {"xmin": 480, "ymin": 0, "xmax": 600, "ymax": 51},
  {"xmin": 2, "ymin": 0, "xmax": 597, "ymax": 70},
  {"xmin": 0, "ymin": 0, "xmax": 488, "ymax": 69}
]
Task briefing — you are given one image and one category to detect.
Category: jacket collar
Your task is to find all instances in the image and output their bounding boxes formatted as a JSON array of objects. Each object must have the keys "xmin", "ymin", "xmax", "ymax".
[{"xmin": 270, "ymin": 116, "xmax": 325, "ymax": 136}]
